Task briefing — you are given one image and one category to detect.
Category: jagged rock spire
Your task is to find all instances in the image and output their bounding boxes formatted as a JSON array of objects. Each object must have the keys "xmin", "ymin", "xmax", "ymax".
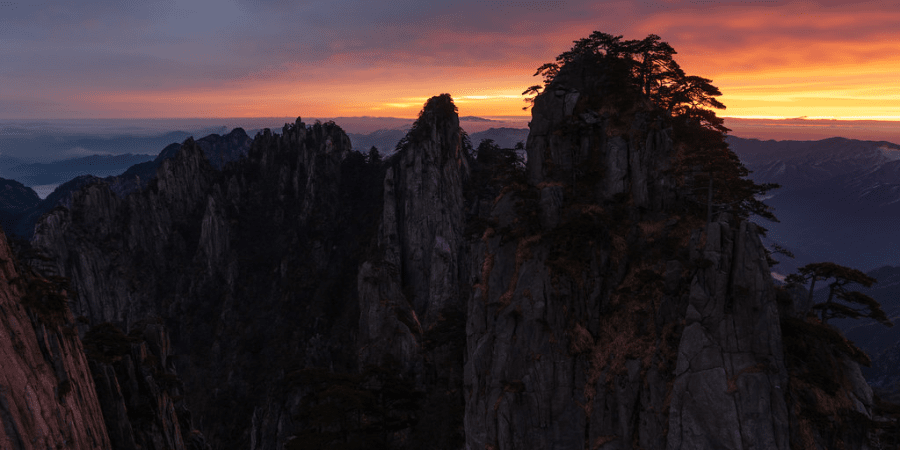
[{"xmin": 359, "ymin": 94, "xmax": 470, "ymax": 370}]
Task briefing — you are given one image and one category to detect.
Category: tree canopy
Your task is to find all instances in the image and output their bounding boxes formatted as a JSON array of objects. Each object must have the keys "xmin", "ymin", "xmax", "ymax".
[
  {"xmin": 786, "ymin": 262, "xmax": 893, "ymax": 327},
  {"xmin": 524, "ymin": 31, "xmax": 778, "ymax": 222}
]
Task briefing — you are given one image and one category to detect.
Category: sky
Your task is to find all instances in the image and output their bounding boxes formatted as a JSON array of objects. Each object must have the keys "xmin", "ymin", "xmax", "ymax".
[{"xmin": 2, "ymin": 0, "xmax": 899, "ymax": 122}]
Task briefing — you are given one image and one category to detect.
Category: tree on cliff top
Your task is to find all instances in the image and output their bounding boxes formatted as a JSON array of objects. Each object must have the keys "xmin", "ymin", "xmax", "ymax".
[
  {"xmin": 524, "ymin": 31, "xmax": 778, "ymax": 223},
  {"xmin": 786, "ymin": 262, "xmax": 893, "ymax": 327},
  {"xmin": 395, "ymin": 94, "xmax": 473, "ymax": 157}
]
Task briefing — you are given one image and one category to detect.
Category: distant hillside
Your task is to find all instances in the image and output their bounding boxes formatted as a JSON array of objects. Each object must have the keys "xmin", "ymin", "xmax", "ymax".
[
  {"xmin": 349, "ymin": 126, "xmax": 529, "ymax": 156},
  {"xmin": 0, "ymin": 178, "xmax": 40, "ymax": 212},
  {"xmin": 733, "ymin": 135, "xmax": 900, "ymax": 400},
  {"xmin": 0, "ymin": 178, "xmax": 40, "ymax": 235},
  {"xmin": 730, "ymin": 135, "xmax": 900, "ymax": 271},
  {"xmin": 823, "ymin": 265, "xmax": 900, "ymax": 400},
  {"xmin": 834, "ymin": 265, "xmax": 900, "ymax": 356},
  {"xmin": 0, "ymin": 129, "xmax": 207, "ymax": 161},
  {"xmin": 1, "ymin": 153, "xmax": 156, "ymax": 186},
  {"xmin": 0, "ymin": 128, "xmax": 251, "ymax": 239},
  {"xmin": 469, "ymin": 127, "xmax": 529, "ymax": 150},
  {"xmin": 348, "ymin": 127, "xmax": 410, "ymax": 153}
]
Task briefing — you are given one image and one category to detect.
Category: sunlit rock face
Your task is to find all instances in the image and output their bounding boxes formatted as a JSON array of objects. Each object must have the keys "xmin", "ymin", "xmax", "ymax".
[{"xmin": 0, "ymin": 230, "xmax": 111, "ymax": 450}]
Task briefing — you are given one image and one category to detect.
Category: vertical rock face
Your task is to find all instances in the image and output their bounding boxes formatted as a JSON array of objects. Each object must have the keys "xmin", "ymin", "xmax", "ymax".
[
  {"xmin": 0, "ymin": 231, "xmax": 111, "ymax": 450},
  {"xmin": 524, "ymin": 61, "xmax": 674, "ymax": 211},
  {"xmin": 83, "ymin": 320, "xmax": 210, "ymax": 450},
  {"xmin": 465, "ymin": 63, "xmax": 692, "ymax": 449},
  {"xmin": 359, "ymin": 94, "xmax": 470, "ymax": 368},
  {"xmin": 29, "ymin": 119, "xmax": 373, "ymax": 449},
  {"xmin": 356, "ymin": 95, "xmax": 471, "ymax": 448},
  {"xmin": 666, "ymin": 220, "xmax": 789, "ymax": 450},
  {"xmin": 461, "ymin": 57, "xmax": 865, "ymax": 450},
  {"xmin": 30, "ymin": 140, "xmax": 215, "ymax": 326}
]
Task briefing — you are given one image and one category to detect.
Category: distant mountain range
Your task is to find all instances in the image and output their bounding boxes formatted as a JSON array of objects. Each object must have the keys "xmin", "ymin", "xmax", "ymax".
[
  {"xmin": 0, "ymin": 128, "xmax": 251, "ymax": 238},
  {"xmin": 2, "ymin": 130, "xmax": 893, "ymax": 265},
  {"xmin": 0, "ymin": 153, "xmax": 155, "ymax": 186},
  {"xmin": 0, "ymin": 128, "xmax": 217, "ymax": 161},
  {"xmin": 347, "ymin": 127, "xmax": 410, "ymax": 153},
  {"xmin": 728, "ymin": 135, "xmax": 900, "ymax": 401},
  {"xmin": 729, "ymin": 136, "xmax": 900, "ymax": 272},
  {"xmin": 348, "ymin": 126, "xmax": 529, "ymax": 154},
  {"xmin": 0, "ymin": 123, "xmax": 525, "ymax": 239}
]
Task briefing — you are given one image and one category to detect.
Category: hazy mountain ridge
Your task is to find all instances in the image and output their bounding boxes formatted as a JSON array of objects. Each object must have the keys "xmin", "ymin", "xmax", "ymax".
[
  {"xmin": 0, "ymin": 128, "xmax": 251, "ymax": 240},
  {"xmin": 729, "ymin": 136, "xmax": 900, "ymax": 271},
  {"xmin": 0, "ymin": 129, "xmax": 210, "ymax": 162},
  {"xmin": 347, "ymin": 127, "xmax": 410, "ymax": 153},
  {"xmin": 349, "ymin": 125, "xmax": 529, "ymax": 155},
  {"xmin": 1, "ymin": 153, "xmax": 155, "ymax": 187},
  {"xmin": 729, "ymin": 135, "xmax": 900, "ymax": 409}
]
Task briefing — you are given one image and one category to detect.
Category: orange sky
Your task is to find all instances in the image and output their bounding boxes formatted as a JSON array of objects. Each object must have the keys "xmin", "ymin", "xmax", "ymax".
[{"xmin": 2, "ymin": 1, "xmax": 899, "ymax": 123}]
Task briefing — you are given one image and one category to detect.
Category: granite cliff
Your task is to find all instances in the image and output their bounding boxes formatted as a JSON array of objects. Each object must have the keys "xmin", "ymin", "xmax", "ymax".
[
  {"xmin": 0, "ymin": 57, "xmax": 891, "ymax": 450},
  {"xmin": 26, "ymin": 119, "xmax": 374, "ymax": 449},
  {"xmin": 0, "ymin": 226, "xmax": 110, "ymax": 449},
  {"xmin": 461, "ymin": 61, "xmax": 797, "ymax": 449}
]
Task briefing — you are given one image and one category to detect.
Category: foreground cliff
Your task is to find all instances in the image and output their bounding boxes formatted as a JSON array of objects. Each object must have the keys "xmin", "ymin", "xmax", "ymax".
[{"xmin": 0, "ymin": 231, "xmax": 110, "ymax": 449}]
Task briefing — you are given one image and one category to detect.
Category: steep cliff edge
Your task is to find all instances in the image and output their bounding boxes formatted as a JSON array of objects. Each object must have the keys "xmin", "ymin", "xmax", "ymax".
[
  {"xmin": 459, "ymin": 54, "xmax": 879, "ymax": 449},
  {"xmin": 82, "ymin": 319, "xmax": 211, "ymax": 450},
  {"xmin": 359, "ymin": 95, "xmax": 470, "ymax": 361},
  {"xmin": 29, "ymin": 119, "xmax": 378, "ymax": 449},
  {"xmin": 357, "ymin": 94, "xmax": 471, "ymax": 446},
  {"xmin": 0, "ymin": 230, "xmax": 110, "ymax": 450},
  {"xmin": 461, "ymin": 59, "xmax": 778, "ymax": 448}
]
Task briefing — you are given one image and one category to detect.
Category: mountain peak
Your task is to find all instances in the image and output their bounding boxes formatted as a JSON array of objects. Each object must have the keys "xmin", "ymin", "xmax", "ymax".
[{"xmin": 405, "ymin": 94, "xmax": 460, "ymax": 143}]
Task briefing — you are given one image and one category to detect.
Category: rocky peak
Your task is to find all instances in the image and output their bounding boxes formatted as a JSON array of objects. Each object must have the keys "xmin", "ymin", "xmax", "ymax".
[
  {"xmin": 27, "ymin": 118, "xmax": 371, "ymax": 449},
  {"xmin": 460, "ymin": 53, "xmax": 876, "ymax": 448},
  {"xmin": 155, "ymin": 138, "xmax": 216, "ymax": 218},
  {"xmin": 195, "ymin": 127, "xmax": 251, "ymax": 169},
  {"xmin": 359, "ymin": 94, "xmax": 470, "ymax": 369},
  {"xmin": 154, "ymin": 128, "xmax": 251, "ymax": 170},
  {"xmin": 525, "ymin": 57, "xmax": 674, "ymax": 211}
]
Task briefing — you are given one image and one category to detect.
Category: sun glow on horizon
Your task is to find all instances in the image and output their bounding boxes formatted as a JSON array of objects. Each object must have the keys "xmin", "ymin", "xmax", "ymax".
[{"xmin": 721, "ymin": 115, "xmax": 900, "ymax": 121}]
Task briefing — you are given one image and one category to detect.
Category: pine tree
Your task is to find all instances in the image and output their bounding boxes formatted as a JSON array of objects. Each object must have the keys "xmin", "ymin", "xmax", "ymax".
[
  {"xmin": 366, "ymin": 146, "xmax": 382, "ymax": 166},
  {"xmin": 786, "ymin": 262, "xmax": 893, "ymax": 326}
]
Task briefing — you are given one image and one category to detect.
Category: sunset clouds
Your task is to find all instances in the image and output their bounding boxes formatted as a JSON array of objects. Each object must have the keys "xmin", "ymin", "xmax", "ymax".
[{"xmin": 1, "ymin": 0, "xmax": 898, "ymax": 120}]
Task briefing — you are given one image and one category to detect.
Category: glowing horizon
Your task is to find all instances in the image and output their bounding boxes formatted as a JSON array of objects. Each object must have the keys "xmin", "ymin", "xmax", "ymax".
[{"xmin": 2, "ymin": 1, "xmax": 898, "ymax": 125}]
